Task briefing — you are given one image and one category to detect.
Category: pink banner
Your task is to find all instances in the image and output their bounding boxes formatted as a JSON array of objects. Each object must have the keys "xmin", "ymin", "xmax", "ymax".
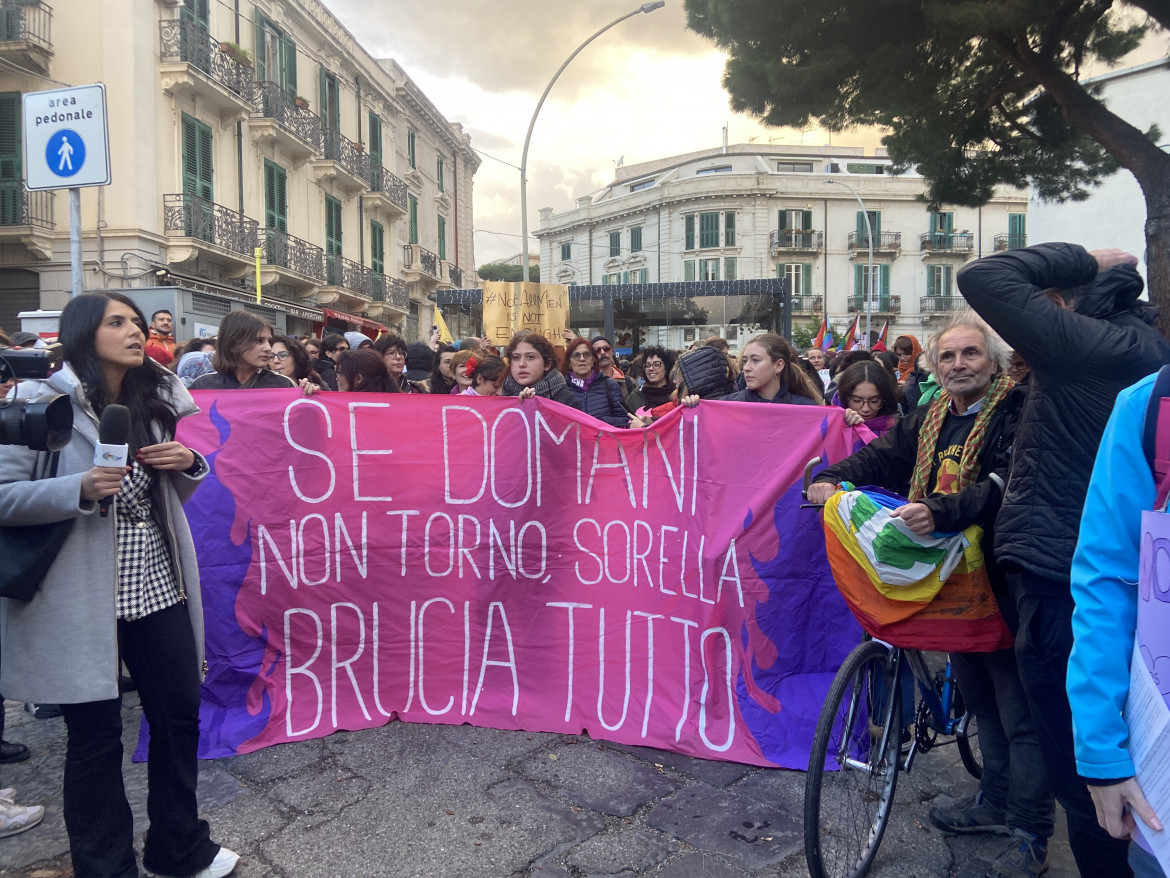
[{"xmin": 175, "ymin": 391, "xmax": 863, "ymax": 768}]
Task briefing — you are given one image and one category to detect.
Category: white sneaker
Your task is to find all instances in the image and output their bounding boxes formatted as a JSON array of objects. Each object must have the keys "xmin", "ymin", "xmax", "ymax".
[
  {"xmin": 144, "ymin": 847, "xmax": 239, "ymax": 878},
  {"xmin": 0, "ymin": 791, "xmax": 45, "ymax": 838}
]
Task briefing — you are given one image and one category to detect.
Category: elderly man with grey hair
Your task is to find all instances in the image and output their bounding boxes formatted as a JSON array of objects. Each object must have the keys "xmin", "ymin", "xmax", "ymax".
[
  {"xmin": 959, "ymin": 243, "xmax": 1170, "ymax": 878},
  {"xmin": 807, "ymin": 315, "xmax": 1050, "ymax": 878}
]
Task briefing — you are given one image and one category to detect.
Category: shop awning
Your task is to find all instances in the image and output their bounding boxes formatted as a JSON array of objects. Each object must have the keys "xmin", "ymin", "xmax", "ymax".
[{"xmin": 321, "ymin": 308, "xmax": 389, "ymax": 335}]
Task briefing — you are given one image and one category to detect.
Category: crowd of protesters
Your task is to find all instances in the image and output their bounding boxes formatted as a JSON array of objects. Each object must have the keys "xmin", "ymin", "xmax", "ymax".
[{"xmin": 2, "ymin": 239, "xmax": 1170, "ymax": 878}]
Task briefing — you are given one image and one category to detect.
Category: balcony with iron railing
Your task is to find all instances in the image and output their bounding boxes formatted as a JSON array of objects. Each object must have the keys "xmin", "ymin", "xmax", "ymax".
[
  {"xmin": 447, "ymin": 264, "xmax": 463, "ymax": 289},
  {"xmin": 259, "ymin": 228, "xmax": 325, "ymax": 295},
  {"xmin": 847, "ymin": 230, "xmax": 901, "ymax": 256},
  {"xmin": 360, "ymin": 161, "xmax": 408, "ymax": 219},
  {"xmin": 402, "ymin": 243, "xmax": 440, "ymax": 289},
  {"xmin": 249, "ymin": 82, "xmax": 322, "ymax": 164},
  {"xmin": 321, "ymin": 254, "xmax": 374, "ymax": 308},
  {"xmin": 769, "ymin": 229, "xmax": 824, "ymax": 253},
  {"xmin": 919, "ymin": 295, "xmax": 966, "ymax": 316},
  {"xmin": 994, "ymin": 233, "xmax": 1028, "ymax": 251},
  {"xmin": 159, "ymin": 19, "xmax": 255, "ymax": 122},
  {"xmin": 0, "ymin": 0, "xmax": 51, "ymax": 72},
  {"xmin": 0, "ymin": 182, "xmax": 53, "ymax": 260},
  {"xmin": 919, "ymin": 232, "xmax": 975, "ymax": 255},
  {"xmin": 847, "ymin": 294, "xmax": 901, "ymax": 314},
  {"xmin": 313, "ymin": 128, "xmax": 370, "ymax": 197},
  {"xmin": 162, "ymin": 193, "xmax": 259, "ymax": 269},
  {"xmin": 368, "ymin": 273, "xmax": 410, "ymax": 317},
  {"xmin": 789, "ymin": 295, "xmax": 823, "ymax": 314}
]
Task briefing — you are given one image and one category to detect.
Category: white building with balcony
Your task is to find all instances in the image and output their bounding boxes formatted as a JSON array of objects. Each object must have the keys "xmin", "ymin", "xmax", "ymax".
[
  {"xmin": 535, "ymin": 144, "xmax": 1027, "ymax": 348},
  {"xmin": 0, "ymin": 0, "xmax": 478, "ymax": 341}
]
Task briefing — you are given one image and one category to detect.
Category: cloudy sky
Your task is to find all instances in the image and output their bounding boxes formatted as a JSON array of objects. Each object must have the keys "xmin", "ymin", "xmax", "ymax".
[{"xmin": 324, "ymin": 0, "xmax": 869, "ymax": 268}]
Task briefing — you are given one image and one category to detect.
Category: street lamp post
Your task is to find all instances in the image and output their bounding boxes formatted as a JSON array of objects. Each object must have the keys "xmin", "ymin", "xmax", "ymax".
[
  {"xmin": 517, "ymin": 2, "xmax": 665, "ymax": 329},
  {"xmin": 825, "ymin": 179, "xmax": 873, "ymax": 349}
]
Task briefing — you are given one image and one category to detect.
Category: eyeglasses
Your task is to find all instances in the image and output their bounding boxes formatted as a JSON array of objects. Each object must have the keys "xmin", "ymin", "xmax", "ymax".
[
  {"xmin": 644, "ymin": 361, "xmax": 664, "ymax": 370},
  {"xmin": 270, "ymin": 350, "xmax": 291, "ymax": 361},
  {"xmin": 847, "ymin": 396, "xmax": 884, "ymax": 409},
  {"xmin": 569, "ymin": 351, "xmax": 594, "ymax": 361},
  {"xmin": 383, "ymin": 351, "xmax": 406, "ymax": 359},
  {"xmin": 593, "ymin": 345, "xmax": 612, "ymax": 354}
]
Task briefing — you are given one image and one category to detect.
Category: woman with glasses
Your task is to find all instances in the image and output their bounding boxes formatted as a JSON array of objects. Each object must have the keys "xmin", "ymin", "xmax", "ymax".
[
  {"xmin": 835, "ymin": 360, "xmax": 900, "ymax": 436},
  {"xmin": 560, "ymin": 337, "xmax": 631, "ymax": 427},
  {"xmin": 624, "ymin": 345, "xmax": 676, "ymax": 425},
  {"xmin": 189, "ymin": 312, "xmax": 294, "ymax": 390},
  {"xmin": 269, "ymin": 336, "xmax": 325, "ymax": 392},
  {"xmin": 372, "ymin": 334, "xmax": 426, "ymax": 393}
]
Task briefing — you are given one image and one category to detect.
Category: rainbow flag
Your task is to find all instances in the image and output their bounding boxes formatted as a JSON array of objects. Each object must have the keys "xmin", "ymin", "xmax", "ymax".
[
  {"xmin": 812, "ymin": 316, "xmax": 834, "ymax": 351},
  {"xmin": 875, "ymin": 320, "xmax": 889, "ymax": 348},
  {"xmin": 837, "ymin": 315, "xmax": 859, "ymax": 351}
]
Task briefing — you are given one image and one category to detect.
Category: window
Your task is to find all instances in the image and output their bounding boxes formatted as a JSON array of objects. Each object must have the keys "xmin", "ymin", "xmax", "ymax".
[
  {"xmin": 776, "ymin": 161, "xmax": 813, "ymax": 173},
  {"xmin": 724, "ymin": 211, "xmax": 735, "ymax": 246},
  {"xmin": 560, "ymin": 242, "xmax": 571, "ymax": 261},
  {"xmin": 684, "ymin": 260, "xmax": 695, "ymax": 281},
  {"xmin": 926, "ymin": 210, "xmax": 955, "ymax": 248},
  {"xmin": 180, "ymin": 113, "xmax": 213, "ymax": 200},
  {"xmin": 368, "ymin": 112, "xmax": 383, "ymax": 170},
  {"xmin": 263, "ymin": 159, "xmax": 287, "ymax": 232},
  {"xmin": 370, "ymin": 220, "xmax": 385, "ymax": 275},
  {"xmin": 855, "ymin": 210, "xmax": 881, "ymax": 246},
  {"xmin": 407, "ymin": 129, "xmax": 416, "ymax": 169},
  {"xmin": 609, "ymin": 230, "xmax": 621, "ymax": 257},
  {"xmin": 846, "ymin": 163, "xmax": 885, "ymax": 174},
  {"xmin": 1007, "ymin": 213, "xmax": 1027, "ymax": 249},
  {"xmin": 601, "ymin": 272, "xmax": 621, "ymax": 285},
  {"xmin": 926, "ymin": 264, "xmax": 953, "ymax": 297},
  {"xmin": 437, "ymin": 216, "xmax": 447, "ymax": 261},
  {"xmin": 698, "ymin": 258, "xmax": 720, "ymax": 281},
  {"xmin": 696, "ymin": 165, "xmax": 732, "ymax": 175},
  {"xmin": 724, "ymin": 257, "xmax": 737, "ymax": 280},
  {"xmin": 781, "ymin": 209, "xmax": 812, "ymax": 231},
  {"xmin": 181, "ymin": 0, "xmax": 209, "ymax": 28},
  {"xmin": 318, "ymin": 68, "xmax": 339, "ymax": 132},
  {"xmin": 408, "ymin": 194, "xmax": 418, "ymax": 244},
  {"xmin": 699, "ymin": 211, "xmax": 720, "ymax": 249},
  {"xmin": 854, "ymin": 263, "xmax": 891, "ymax": 299},
  {"xmin": 781, "ymin": 263, "xmax": 812, "ymax": 296},
  {"xmin": 629, "ymin": 179, "xmax": 654, "ymax": 192},
  {"xmin": 436, "ymin": 155, "xmax": 445, "ymax": 193},
  {"xmin": 0, "ymin": 92, "xmax": 21, "ymax": 219},
  {"xmin": 324, "ymin": 195, "xmax": 342, "ymax": 283},
  {"xmin": 630, "ymin": 226, "xmax": 642, "ymax": 252},
  {"xmin": 255, "ymin": 10, "xmax": 296, "ymax": 95},
  {"xmin": 628, "ymin": 268, "xmax": 648, "ymax": 284},
  {"xmin": 685, "ymin": 215, "xmax": 695, "ymax": 250}
]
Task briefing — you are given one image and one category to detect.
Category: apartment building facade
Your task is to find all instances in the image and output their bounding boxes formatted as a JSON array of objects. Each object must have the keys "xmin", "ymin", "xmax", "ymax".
[
  {"xmin": 535, "ymin": 145, "xmax": 1028, "ymax": 348},
  {"xmin": 0, "ymin": 0, "xmax": 478, "ymax": 341}
]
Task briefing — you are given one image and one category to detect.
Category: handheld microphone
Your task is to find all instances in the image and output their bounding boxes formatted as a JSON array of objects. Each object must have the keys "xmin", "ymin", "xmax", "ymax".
[{"xmin": 95, "ymin": 404, "xmax": 130, "ymax": 518}]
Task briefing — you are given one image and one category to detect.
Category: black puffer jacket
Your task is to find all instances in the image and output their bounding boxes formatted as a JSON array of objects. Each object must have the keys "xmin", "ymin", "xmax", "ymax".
[
  {"xmin": 677, "ymin": 346, "xmax": 735, "ymax": 400},
  {"xmin": 958, "ymin": 242, "xmax": 1170, "ymax": 588},
  {"xmin": 566, "ymin": 375, "xmax": 629, "ymax": 427}
]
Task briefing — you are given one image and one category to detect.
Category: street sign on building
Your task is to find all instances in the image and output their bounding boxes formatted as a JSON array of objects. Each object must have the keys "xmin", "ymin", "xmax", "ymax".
[{"xmin": 23, "ymin": 84, "xmax": 111, "ymax": 190}]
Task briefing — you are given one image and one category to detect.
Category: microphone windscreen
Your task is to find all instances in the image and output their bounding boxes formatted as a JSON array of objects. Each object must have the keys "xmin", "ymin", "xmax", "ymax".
[{"xmin": 98, "ymin": 404, "xmax": 131, "ymax": 446}]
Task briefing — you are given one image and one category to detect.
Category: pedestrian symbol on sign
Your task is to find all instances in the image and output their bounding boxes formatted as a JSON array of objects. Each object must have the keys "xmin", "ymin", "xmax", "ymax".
[{"xmin": 46, "ymin": 129, "xmax": 85, "ymax": 178}]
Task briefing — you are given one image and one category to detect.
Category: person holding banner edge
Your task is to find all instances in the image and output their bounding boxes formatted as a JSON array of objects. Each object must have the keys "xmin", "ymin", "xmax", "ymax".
[
  {"xmin": 502, "ymin": 332, "xmax": 583, "ymax": 409},
  {"xmin": 0, "ymin": 293, "xmax": 237, "ymax": 878}
]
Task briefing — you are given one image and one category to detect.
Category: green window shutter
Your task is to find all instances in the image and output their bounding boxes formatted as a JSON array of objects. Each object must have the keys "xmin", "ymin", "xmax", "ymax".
[
  {"xmin": 854, "ymin": 264, "xmax": 864, "ymax": 296},
  {"xmin": 254, "ymin": 8, "xmax": 267, "ymax": 81},
  {"xmin": 684, "ymin": 260, "xmax": 695, "ymax": 282},
  {"xmin": 927, "ymin": 265, "xmax": 936, "ymax": 297},
  {"xmin": 622, "ymin": 270, "xmax": 629, "ymax": 284},
  {"xmin": 408, "ymin": 194, "xmax": 418, "ymax": 244},
  {"xmin": 801, "ymin": 263, "xmax": 812, "ymax": 293},
  {"xmin": 183, "ymin": 0, "xmax": 209, "ymax": 28},
  {"xmin": 281, "ymin": 35, "xmax": 297, "ymax": 95},
  {"xmin": 181, "ymin": 113, "xmax": 213, "ymax": 200},
  {"xmin": 325, "ymin": 195, "xmax": 342, "ymax": 257},
  {"xmin": 880, "ymin": 264, "xmax": 891, "ymax": 297},
  {"xmin": 630, "ymin": 226, "xmax": 642, "ymax": 252},
  {"xmin": 436, "ymin": 155, "xmax": 444, "ymax": 192},
  {"xmin": 724, "ymin": 211, "xmax": 735, "ymax": 246},
  {"xmin": 944, "ymin": 265, "xmax": 953, "ymax": 296},
  {"xmin": 699, "ymin": 212, "xmax": 719, "ymax": 248},
  {"xmin": 943, "ymin": 211, "xmax": 954, "ymax": 233},
  {"xmin": 685, "ymin": 215, "xmax": 694, "ymax": 250},
  {"xmin": 802, "ymin": 209, "xmax": 812, "ymax": 230},
  {"xmin": 0, "ymin": 92, "xmax": 22, "ymax": 182},
  {"xmin": 368, "ymin": 113, "xmax": 382, "ymax": 168},
  {"xmin": 724, "ymin": 257, "xmax": 737, "ymax": 280},
  {"xmin": 408, "ymin": 129, "xmax": 416, "ymax": 169},
  {"xmin": 560, "ymin": 242, "xmax": 571, "ymax": 260},
  {"xmin": 318, "ymin": 65, "xmax": 327, "ymax": 125},
  {"xmin": 263, "ymin": 159, "xmax": 288, "ymax": 230},
  {"xmin": 927, "ymin": 210, "xmax": 939, "ymax": 233},
  {"xmin": 438, "ymin": 216, "xmax": 447, "ymax": 261},
  {"xmin": 778, "ymin": 209, "xmax": 784, "ymax": 232},
  {"xmin": 609, "ymin": 230, "xmax": 620, "ymax": 257},
  {"xmin": 371, "ymin": 221, "xmax": 384, "ymax": 274},
  {"xmin": 856, "ymin": 211, "xmax": 867, "ymax": 236}
]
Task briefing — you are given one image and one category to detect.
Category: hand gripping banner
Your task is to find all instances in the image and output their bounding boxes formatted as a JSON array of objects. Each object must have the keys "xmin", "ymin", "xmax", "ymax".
[{"xmin": 158, "ymin": 391, "xmax": 864, "ymax": 768}]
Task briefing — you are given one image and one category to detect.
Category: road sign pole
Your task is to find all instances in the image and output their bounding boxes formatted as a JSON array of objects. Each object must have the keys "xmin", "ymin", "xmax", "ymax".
[{"xmin": 69, "ymin": 187, "xmax": 81, "ymax": 297}]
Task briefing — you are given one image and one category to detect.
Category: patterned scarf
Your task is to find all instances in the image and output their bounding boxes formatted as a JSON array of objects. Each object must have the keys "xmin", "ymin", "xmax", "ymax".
[
  {"xmin": 907, "ymin": 373, "xmax": 1013, "ymax": 502},
  {"xmin": 502, "ymin": 368, "xmax": 570, "ymax": 399}
]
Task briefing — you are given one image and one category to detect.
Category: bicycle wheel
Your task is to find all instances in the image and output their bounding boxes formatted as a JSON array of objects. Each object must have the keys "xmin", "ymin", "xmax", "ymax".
[
  {"xmin": 805, "ymin": 640, "xmax": 902, "ymax": 878},
  {"xmin": 952, "ymin": 687, "xmax": 983, "ymax": 780}
]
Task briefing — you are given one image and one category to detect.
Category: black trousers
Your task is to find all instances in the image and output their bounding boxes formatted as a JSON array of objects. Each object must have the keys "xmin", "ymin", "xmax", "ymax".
[
  {"xmin": 1008, "ymin": 568, "xmax": 1133, "ymax": 878},
  {"xmin": 60, "ymin": 604, "xmax": 218, "ymax": 878}
]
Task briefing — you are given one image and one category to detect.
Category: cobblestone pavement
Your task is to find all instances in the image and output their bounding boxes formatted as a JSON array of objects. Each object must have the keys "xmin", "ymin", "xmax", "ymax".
[{"xmin": 1, "ymin": 697, "xmax": 1075, "ymax": 878}]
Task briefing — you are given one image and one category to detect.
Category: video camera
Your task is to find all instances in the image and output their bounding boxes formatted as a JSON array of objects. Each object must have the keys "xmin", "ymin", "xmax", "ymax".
[{"xmin": 0, "ymin": 347, "xmax": 72, "ymax": 451}]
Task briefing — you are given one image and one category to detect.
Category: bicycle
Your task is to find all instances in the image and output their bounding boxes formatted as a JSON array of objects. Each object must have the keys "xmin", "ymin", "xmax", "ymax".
[{"xmin": 799, "ymin": 459, "xmax": 982, "ymax": 878}]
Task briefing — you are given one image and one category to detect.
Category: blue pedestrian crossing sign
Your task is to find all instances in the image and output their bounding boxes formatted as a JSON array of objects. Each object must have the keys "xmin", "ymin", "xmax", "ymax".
[{"xmin": 23, "ymin": 84, "xmax": 110, "ymax": 190}]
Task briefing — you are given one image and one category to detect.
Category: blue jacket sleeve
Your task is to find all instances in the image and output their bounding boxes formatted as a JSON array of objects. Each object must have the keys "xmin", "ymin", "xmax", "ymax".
[{"xmin": 1068, "ymin": 373, "xmax": 1158, "ymax": 780}]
